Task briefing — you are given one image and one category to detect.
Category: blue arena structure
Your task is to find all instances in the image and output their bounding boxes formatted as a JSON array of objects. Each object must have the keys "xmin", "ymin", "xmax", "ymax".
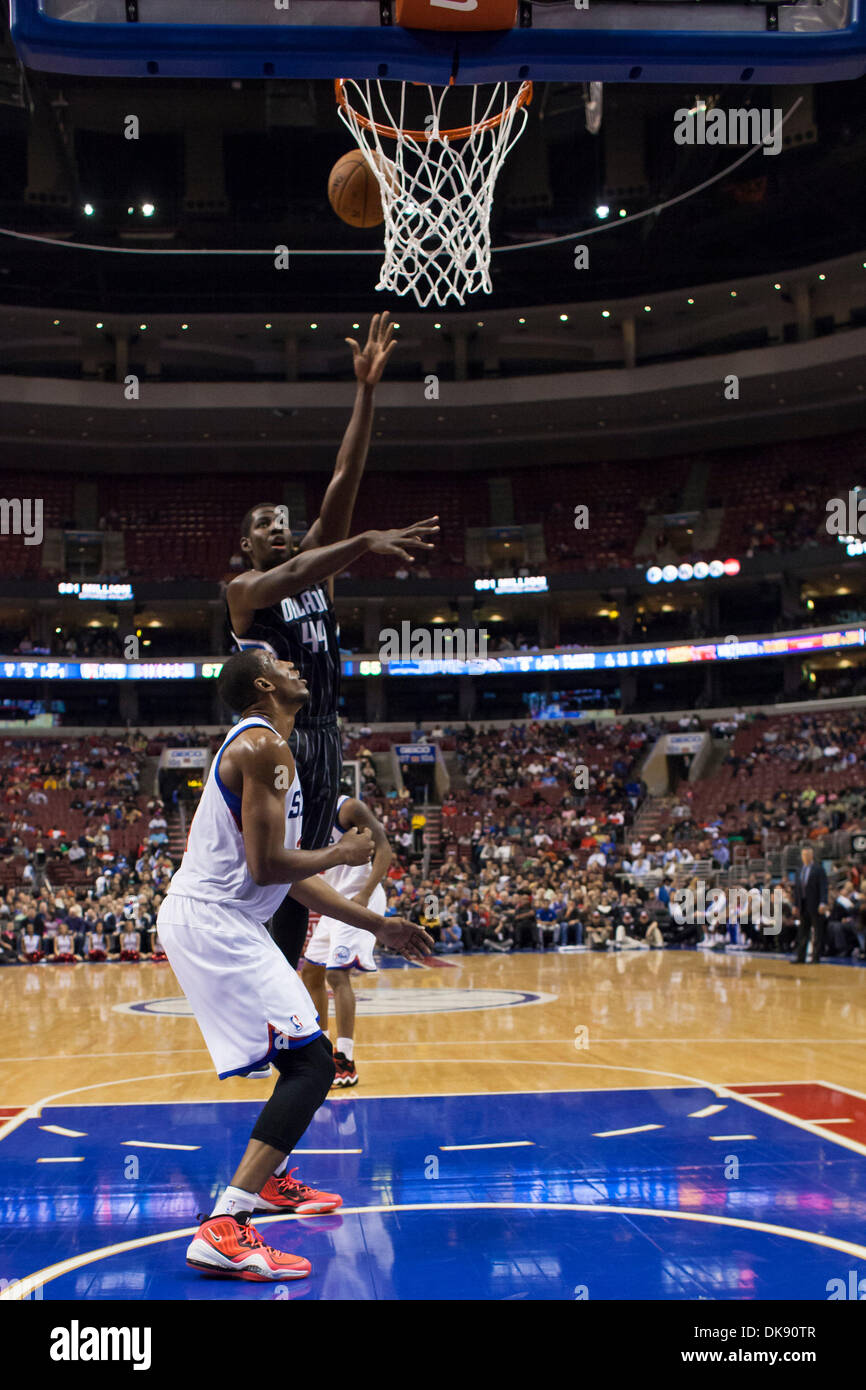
[
  {"xmin": 9, "ymin": 0, "xmax": 866, "ymax": 85},
  {"xmin": 2, "ymin": 1087, "xmax": 865, "ymax": 1301}
]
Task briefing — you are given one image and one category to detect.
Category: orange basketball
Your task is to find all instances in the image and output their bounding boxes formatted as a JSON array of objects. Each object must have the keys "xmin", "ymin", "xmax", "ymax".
[{"xmin": 328, "ymin": 150, "xmax": 387, "ymax": 229}]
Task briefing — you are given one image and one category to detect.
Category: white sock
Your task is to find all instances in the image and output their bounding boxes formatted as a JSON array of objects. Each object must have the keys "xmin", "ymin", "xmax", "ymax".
[
  {"xmin": 273, "ymin": 1157, "xmax": 289, "ymax": 1177},
  {"xmin": 211, "ymin": 1185, "xmax": 258, "ymax": 1219},
  {"xmin": 337, "ymin": 1037, "xmax": 354, "ymax": 1062}
]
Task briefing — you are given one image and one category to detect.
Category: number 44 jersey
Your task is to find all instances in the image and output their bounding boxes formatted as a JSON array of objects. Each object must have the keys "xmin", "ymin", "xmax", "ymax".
[{"xmin": 227, "ymin": 583, "xmax": 341, "ymax": 726}]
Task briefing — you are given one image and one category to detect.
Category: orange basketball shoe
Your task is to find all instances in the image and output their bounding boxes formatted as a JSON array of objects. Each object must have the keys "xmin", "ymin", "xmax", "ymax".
[
  {"xmin": 332, "ymin": 1052, "xmax": 359, "ymax": 1088},
  {"xmin": 186, "ymin": 1213, "xmax": 311, "ymax": 1281},
  {"xmin": 255, "ymin": 1168, "xmax": 343, "ymax": 1215}
]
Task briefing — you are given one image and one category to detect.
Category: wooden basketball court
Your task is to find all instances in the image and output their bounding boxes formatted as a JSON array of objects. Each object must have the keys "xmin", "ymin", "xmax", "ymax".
[
  {"xmin": 2, "ymin": 949, "xmax": 865, "ymax": 1301},
  {"xmin": 2, "ymin": 949, "xmax": 865, "ymax": 1106}
]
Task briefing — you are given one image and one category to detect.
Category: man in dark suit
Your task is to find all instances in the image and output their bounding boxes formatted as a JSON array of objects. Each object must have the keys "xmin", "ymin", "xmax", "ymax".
[
  {"xmin": 511, "ymin": 894, "xmax": 539, "ymax": 951},
  {"xmin": 793, "ymin": 846, "xmax": 829, "ymax": 964}
]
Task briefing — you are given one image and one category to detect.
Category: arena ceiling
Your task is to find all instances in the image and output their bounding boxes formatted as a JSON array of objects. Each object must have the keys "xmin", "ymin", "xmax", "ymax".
[
  {"xmin": 0, "ymin": 19, "xmax": 865, "ymax": 314},
  {"xmin": 1, "ymin": 328, "xmax": 864, "ymax": 463}
]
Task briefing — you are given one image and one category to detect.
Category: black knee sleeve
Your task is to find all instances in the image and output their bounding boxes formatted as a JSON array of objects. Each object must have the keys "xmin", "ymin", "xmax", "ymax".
[{"xmin": 251, "ymin": 1035, "xmax": 335, "ymax": 1153}]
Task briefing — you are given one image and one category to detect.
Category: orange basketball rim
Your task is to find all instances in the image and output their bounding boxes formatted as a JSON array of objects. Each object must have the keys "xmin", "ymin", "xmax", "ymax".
[{"xmin": 334, "ymin": 77, "xmax": 533, "ymax": 144}]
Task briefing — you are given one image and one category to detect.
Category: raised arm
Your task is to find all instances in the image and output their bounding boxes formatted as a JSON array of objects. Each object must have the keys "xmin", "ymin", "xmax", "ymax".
[
  {"xmin": 229, "ymin": 531, "xmax": 382, "ymax": 628},
  {"xmin": 298, "ymin": 313, "xmax": 396, "ymax": 554},
  {"xmin": 232, "ymin": 733, "xmax": 375, "ymax": 886},
  {"xmin": 227, "ymin": 516, "xmax": 439, "ymax": 635}
]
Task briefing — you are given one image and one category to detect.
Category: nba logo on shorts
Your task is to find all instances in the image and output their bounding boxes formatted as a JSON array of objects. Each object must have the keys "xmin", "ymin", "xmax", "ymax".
[{"xmin": 289, "ymin": 1014, "xmax": 304, "ymax": 1031}]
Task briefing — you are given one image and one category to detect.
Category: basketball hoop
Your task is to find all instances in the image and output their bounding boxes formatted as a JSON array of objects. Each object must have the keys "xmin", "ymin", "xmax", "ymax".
[{"xmin": 335, "ymin": 78, "xmax": 532, "ymax": 308}]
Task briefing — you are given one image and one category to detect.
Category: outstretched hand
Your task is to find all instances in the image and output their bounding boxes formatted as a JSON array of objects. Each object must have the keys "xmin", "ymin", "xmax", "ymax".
[
  {"xmin": 346, "ymin": 311, "xmax": 397, "ymax": 389},
  {"xmin": 368, "ymin": 516, "xmax": 440, "ymax": 564},
  {"xmin": 374, "ymin": 916, "xmax": 437, "ymax": 964}
]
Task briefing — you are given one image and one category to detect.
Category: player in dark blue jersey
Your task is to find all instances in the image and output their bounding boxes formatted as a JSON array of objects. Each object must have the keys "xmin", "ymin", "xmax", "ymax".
[{"xmin": 227, "ymin": 313, "xmax": 438, "ymax": 970}]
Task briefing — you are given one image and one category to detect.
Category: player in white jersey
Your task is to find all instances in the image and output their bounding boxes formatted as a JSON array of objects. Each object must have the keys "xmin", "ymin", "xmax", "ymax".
[
  {"xmin": 301, "ymin": 796, "xmax": 392, "ymax": 1089},
  {"xmin": 158, "ymin": 647, "xmax": 434, "ymax": 1282}
]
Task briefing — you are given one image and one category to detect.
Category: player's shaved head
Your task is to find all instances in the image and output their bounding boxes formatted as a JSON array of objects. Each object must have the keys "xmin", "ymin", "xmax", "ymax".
[{"xmin": 217, "ymin": 649, "xmax": 271, "ymax": 714}]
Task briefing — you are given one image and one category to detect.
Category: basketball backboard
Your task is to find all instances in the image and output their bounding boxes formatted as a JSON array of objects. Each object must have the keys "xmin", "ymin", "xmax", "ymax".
[{"xmin": 9, "ymin": 0, "xmax": 866, "ymax": 84}]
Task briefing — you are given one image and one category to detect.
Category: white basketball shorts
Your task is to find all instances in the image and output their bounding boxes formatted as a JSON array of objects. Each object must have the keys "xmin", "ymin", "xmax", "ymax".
[
  {"xmin": 157, "ymin": 894, "xmax": 322, "ymax": 1079},
  {"xmin": 303, "ymin": 883, "xmax": 384, "ymax": 973}
]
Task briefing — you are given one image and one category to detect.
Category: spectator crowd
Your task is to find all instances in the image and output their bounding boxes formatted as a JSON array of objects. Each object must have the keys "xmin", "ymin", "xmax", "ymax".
[{"xmin": 3, "ymin": 708, "xmax": 866, "ymax": 967}]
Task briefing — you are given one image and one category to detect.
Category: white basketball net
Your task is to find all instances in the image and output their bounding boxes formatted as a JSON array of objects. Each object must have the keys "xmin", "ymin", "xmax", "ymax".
[{"xmin": 336, "ymin": 79, "xmax": 532, "ymax": 308}]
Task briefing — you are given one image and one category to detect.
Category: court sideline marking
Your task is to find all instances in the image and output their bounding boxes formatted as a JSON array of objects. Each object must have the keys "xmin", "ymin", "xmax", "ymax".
[
  {"xmin": 0, "ymin": 1059, "xmax": 765, "ymax": 1144},
  {"xmin": 5, "ymin": 1064, "xmax": 866, "ymax": 1158}
]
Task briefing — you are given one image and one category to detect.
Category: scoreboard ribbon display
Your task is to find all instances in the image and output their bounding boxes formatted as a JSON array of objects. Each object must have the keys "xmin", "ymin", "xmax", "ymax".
[{"xmin": 0, "ymin": 627, "xmax": 861, "ymax": 681}]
